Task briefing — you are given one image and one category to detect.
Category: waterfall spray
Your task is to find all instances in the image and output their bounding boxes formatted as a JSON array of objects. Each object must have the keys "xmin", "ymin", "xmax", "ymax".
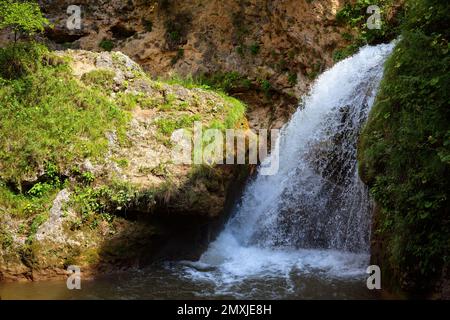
[{"xmin": 178, "ymin": 43, "xmax": 395, "ymax": 297}]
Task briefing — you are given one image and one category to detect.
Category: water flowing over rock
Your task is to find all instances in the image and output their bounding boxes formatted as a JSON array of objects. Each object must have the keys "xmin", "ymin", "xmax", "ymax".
[{"xmin": 180, "ymin": 43, "xmax": 394, "ymax": 296}]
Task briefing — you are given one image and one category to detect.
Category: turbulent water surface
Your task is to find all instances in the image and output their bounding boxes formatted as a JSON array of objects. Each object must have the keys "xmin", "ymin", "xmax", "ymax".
[{"xmin": 0, "ymin": 43, "xmax": 394, "ymax": 300}]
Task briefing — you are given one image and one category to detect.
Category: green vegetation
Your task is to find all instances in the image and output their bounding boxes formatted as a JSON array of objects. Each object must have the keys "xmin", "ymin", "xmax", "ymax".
[
  {"xmin": 249, "ymin": 43, "xmax": 261, "ymax": 55},
  {"xmin": 358, "ymin": 0, "xmax": 450, "ymax": 294},
  {"xmin": 218, "ymin": 93, "xmax": 247, "ymax": 130},
  {"xmin": 0, "ymin": 1, "xmax": 252, "ymax": 275},
  {"xmin": 0, "ymin": 225, "xmax": 13, "ymax": 249},
  {"xmin": 99, "ymin": 39, "xmax": 114, "ymax": 52},
  {"xmin": 260, "ymin": 79, "xmax": 272, "ymax": 97},
  {"xmin": 0, "ymin": 40, "xmax": 47, "ymax": 79},
  {"xmin": 155, "ymin": 114, "xmax": 202, "ymax": 136},
  {"xmin": 116, "ymin": 92, "xmax": 159, "ymax": 110},
  {"xmin": 0, "ymin": 41, "xmax": 131, "ymax": 227},
  {"xmin": 69, "ymin": 182, "xmax": 136, "ymax": 230},
  {"xmin": 0, "ymin": 44, "xmax": 129, "ymax": 187},
  {"xmin": 0, "ymin": 165, "xmax": 62, "ymax": 218},
  {"xmin": 171, "ymin": 48, "xmax": 184, "ymax": 65},
  {"xmin": 81, "ymin": 69, "xmax": 116, "ymax": 89},
  {"xmin": 164, "ymin": 13, "xmax": 191, "ymax": 50},
  {"xmin": 334, "ymin": 0, "xmax": 405, "ymax": 61},
  {"xmin": 288, "ymin": 73, "xmax": 298, "ymax": 86},
  {"xmin": 164, "ymin": 72, "xmax": 263, "ymax": 99},
  {"xmin": 0, "ymin": 0, "xmax": 51, "ymax": 43},
  {"xmin": 200, "ymin": 72, "xmax": 252, "ymax": 93},
  {"xmin": 142, "ymin": 18, "xmax": 153, "ymax": 32}
]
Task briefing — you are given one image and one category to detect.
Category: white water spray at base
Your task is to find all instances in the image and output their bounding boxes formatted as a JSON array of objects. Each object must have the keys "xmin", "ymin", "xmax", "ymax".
[{"xmin": 176, "ymin": 43, "xmax": 394, "ymax": 296}]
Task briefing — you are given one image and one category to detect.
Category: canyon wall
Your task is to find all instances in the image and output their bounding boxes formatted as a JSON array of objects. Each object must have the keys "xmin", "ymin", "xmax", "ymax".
[{"xmin": 38, "ymin": 0, "xmax": 348, "ymax": 127}]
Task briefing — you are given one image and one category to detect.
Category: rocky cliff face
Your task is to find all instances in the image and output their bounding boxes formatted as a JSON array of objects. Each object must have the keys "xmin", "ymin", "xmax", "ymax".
[
  {"xmin": 38, "ymin": 0, "xmax": 348, "ymax": 128},
  {"xmin": 1, "ymin": 0, "xmax": 351, "ymax": 282},
  {"xmin": 0, "ymin": 49, "xmax": 250, "ymax": 282}
]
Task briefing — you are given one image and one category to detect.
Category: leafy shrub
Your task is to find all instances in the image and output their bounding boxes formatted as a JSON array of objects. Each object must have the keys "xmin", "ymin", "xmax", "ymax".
[
  {"xmin": 250, "ymin": 43, "xmax": 260, "ymax": 55},
  {"xmin": 334, "ymin": 0, "xmax": 405, "ymax": 61},
  {"xmin": 69, "ymin": 182, "xmax": 138, "ymax": 229},
  {"xmin": 99, "ymin": 39, "xmax": 114, "ymax": 52},
  {"xmin": 358, "ymin": 0, "xmax": 450, "ymax": 294},
  {"xmin": 0, "ymin": 0, "xmax": 51, "ymax": 43},
  {"xmin": 0, "ymin": 42, "xmax": 47, "ymax": 79}
]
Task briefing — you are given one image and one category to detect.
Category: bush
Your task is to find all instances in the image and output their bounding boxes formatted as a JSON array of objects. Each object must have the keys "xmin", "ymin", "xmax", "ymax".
[
  {"xmin": 334, "ymin": 0, "xmax": 405, "ymax": 61},
  {"xmin": 250, "ymin": 43, "xmax": 260, "ymax": 55},
  {"xmin": 99, "ymin": 39, "xmax": 114, "ymax": 52},
  {"xmin": 358, "ymin": 0, "xmax": 450, "ymax": 294},
  {"xmin": 0, "ymin": 0, "xmax": 51, "ymax": 43},
  {"xmin": 0, "ymin": 42, "xmax": 47, "ymax": 79}
]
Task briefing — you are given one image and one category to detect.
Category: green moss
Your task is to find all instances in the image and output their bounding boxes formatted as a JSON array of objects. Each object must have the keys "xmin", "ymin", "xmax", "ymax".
[{"xmin": 358, "ymin": 0, "xmax": 450, "ymax": 294}]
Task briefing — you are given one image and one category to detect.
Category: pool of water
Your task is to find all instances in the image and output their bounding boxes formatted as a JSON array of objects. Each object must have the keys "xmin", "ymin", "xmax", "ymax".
[{"xmin": 0, "ymin": 256, "xmax": 379, "ymax": 300}]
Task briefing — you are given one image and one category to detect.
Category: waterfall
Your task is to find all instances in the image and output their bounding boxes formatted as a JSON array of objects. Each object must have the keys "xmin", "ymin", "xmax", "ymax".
[{"xmin": 178, "ymin": 43, "xmax": 394, "ymax": 295}]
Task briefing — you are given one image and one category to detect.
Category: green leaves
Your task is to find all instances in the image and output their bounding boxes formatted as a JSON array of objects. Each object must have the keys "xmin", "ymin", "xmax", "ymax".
[
  {"xmin": 0, "ymin": 0, "xmax": 51, "ymax": 41},
  {"xmin": 358, "ymin": 0, "xmax": 450, "ymax": 294},
  {"xmin": 334, "ymin": 0, "xmax": 404, "ymax": 62}
]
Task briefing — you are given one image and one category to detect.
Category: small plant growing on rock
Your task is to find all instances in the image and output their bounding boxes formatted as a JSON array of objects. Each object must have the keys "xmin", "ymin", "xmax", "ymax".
[
  {"xmin": 171, "ymin": 48, "xmax": 184, "ymax": 65},
  {"xmin": 288, "ymin": 72, "xmax": 298, "ymax": 86},
  {"xmin": 99, "ymin": 39, "xmax": 114, "ymax": 52},
  {"xmin": 81, "ymin": 172, "xmax": 95, "ymax": 185},
  {"xmin": 236, "ymin": 45, "xmax": 245, "ymax": 56},
  {"xmin": 260, "ymin": 79, "xmax": 272, "ymax": 97},
  {"xmin": 142, "ymin": 18, "xmax": 153, "ymax": 32},
  {"xmin": 81, "ymin": 69, "xmax": 116, "ymax": 89},
  {"xmin": 250, "ymin": 42, "xmax": 260, "ymax": 55}
]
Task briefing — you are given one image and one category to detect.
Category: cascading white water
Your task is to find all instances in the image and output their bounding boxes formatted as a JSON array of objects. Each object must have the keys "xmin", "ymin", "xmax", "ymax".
[{"xmin": 178, "ymin": 43, "xmax": 394, "ymax": 297}]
